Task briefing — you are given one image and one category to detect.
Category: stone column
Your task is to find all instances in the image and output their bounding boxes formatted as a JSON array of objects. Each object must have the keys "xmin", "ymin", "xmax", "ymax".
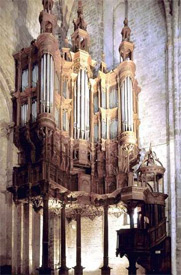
[
  {"xmin": 38, "ymin": 194, "xmax": 52, "ymax": 275},
  {"xmin": 73, "ymin": 210, "xmax": 84, "ymax": 275},
  {"xmin": 32, "ymin": 210, "xmax": 41, "ymax": 273},
  {"xmin": 49, "ymin": 212, "xmax": 56, "ymax": 270},
  {"xmin": 127, "ymin": 206, "xmax": 134, "ymax": 229},
  {"xmin": 23, "ymin": 203, "xmax": 33, "ymax": 274},
  {"xmin": 101, "ymin": 205, "xmax": 111, "ymax": 275},
  {"xmin": 59, "ymin": 203, "xmax": 69, "ymax": 275},
  {"xmin": 16, "ymin": 203, "xmax": 24, "ymax": 275}
]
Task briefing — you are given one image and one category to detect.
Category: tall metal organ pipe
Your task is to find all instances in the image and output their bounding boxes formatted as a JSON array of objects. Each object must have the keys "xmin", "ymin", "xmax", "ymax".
[
  {"xmin": 40, "ymin": 53, "xmax": 54, "ymax": 113},
  {"xmin": 74, "ymin": 69, "xmax": 90, "ymax": 140},
  {"xmin": 121, "ymin": 76, "xmax": 133, "ymax": 131}
]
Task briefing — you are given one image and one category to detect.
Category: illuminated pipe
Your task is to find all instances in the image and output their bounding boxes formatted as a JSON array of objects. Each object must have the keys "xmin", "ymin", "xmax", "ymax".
[
  {"xmin": 77, "ymin": 71, "xmax": 80, "ymax": 138},
  {"xmin": 43, "ymin": 54, "xmax": 46, "ymax": 113},
  {"xmin": 127, "ymin": 77, "xmax": 130, "ymax": 131},
  {"xmin": 74, "ymin": 81, "xmax": 77, "ymax": 139},
  {"xmin": 130, "ymin": 78, "xmax": 133, "ymax": 131},
  {"xmin": 47, "ymin": 54, "xmax": 50, "ymax": 113},
  {"xmin": 41, "ymin": 57, "xmax": 44, "ymax": 113},
  {"xmin": 50, "ymin": 55, "xmax": 52, "ymax": 113},
  {"xmin": 84, "ymin": 72, "xmax": 87, "ymax": 139},
  {"xmin": 49, "ymin": 55, "xmax": 52, "ymax": 113},
  {"xmin": 121, "ymin": 82, "xmax": 124, "ymax": 131},
  {"xmin": 125, "ymin": 78, "xmax": 128, "ymax": 131},
  {"xmin": 127, "ymin": 77, "xmax": 129, "ymax": 131},
  {"xmin": 50, "ymin": 56, "xmax": 54, "ymax": 113},
  {"xmin": 86, "ymin": 73, "xmax": 89, "ymax": 140},
  {"xmin": 81, "ymin": 70, "xmax": 85, "ymax": 139}
]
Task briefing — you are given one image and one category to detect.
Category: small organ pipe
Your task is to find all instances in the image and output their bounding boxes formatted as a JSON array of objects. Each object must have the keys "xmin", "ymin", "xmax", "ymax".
[
  {"xmin": 130, "ymin": 78, "xmax": 133, "ymax": 131},
  {"xmin": 86, "ymin": 73, "xmax": 89, "ymax": 140},
  {"xmin": 41, "ymin": 57, "xmax": 44, "ymax": 112},
  {"xmin": 74, "ymin": 81, "xmax": 77, "ymax": 139},
  {"xmin": 127, "ymin": 77, "xmax": 130, "ymax": 130},
  {"xmin": 121, "ymin": 81, "xmax": 125, "ymax": 131},
  {"xmin": 47, "ymin": 54, "xmax": 50, "ymax": 113},
  {"xmin": 81, "ymin": 70, "xmax": 85, "ymax": 138},
  {"xmin": 43, "ymin": 54, "xmax": 46, "ymax": 113},
  {"xmin": 51, "ymin": 56, "xmax": 54, "ymax": 112},
  {"xmin": 84, "ymin": 71, "xmax": 87, "ymax": 138},
  {"xmin": 77, "ymin": 71, "xmax": 80, "ymax": 138},
  {"xmin": 74, "ymin": 70, "xmax": 90, "ymax": 140},
  {"xmin": 121, "ymin": 77, "xmax": 134, "ymax": 132}
]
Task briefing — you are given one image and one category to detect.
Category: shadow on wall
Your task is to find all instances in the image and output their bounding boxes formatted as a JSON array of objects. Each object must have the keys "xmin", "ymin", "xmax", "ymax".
[
  {"xmin": 14, "ymin": 0, "xmax": 34, "ymax": 52},
  {"xmin": 54, "ymin": 0, "xmax": 75, "ymax": 49}
]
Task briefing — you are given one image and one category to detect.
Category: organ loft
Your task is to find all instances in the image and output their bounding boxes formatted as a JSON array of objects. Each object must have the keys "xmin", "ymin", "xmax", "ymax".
[{"xmin": 8, "ymin": 0, "xmax": 171, "ymax": 274}]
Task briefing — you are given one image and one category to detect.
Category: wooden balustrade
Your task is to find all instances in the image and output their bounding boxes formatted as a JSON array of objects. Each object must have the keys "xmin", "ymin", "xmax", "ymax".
[{"xmin": 116, "ymin": 219, "xmax": 167, "ymax": 256}]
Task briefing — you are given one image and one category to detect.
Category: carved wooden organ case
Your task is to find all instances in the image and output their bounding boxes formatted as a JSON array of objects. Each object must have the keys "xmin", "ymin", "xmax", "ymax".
[
  {"xmin": 12, "ymin": 1, "xmax": 141, "ymax": 198},
  {"xmin": 10, "ymin": 2, "xmax": 171, "ymax": 274}
]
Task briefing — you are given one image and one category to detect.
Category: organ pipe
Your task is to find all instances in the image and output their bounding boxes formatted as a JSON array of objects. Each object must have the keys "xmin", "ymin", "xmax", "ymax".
[
  {"xmin": 32, "ymin": 101, "xmax": 37, "ymax": 122},
  {"xmin": 50, "ymin": 55, "xmax": 54, "ymax": 113},
  {"xmin": 85, "ymin": 72, "xmax": 89, "ymax": 140},
  {"xmin": 40, "ymin": 53, "xmax": 54, "ymax": 113},
  {"xmin": 21, "ymin": 104, "xmax": 28, "ymax": 126},
  {"xmin": 81, "ymin": 70, "xmax": 85, "ymax": 138},
  {"xmin": 77, "ymin": 71, "xmax": 80, "ymax": 138},
  {"xmin": 74, "ymin": 82, "xmax": 77, "ymax": 139},
  {"xmin": 121, "ymin": 77, "xmax": 133, "ymax": 132},
  {"xmin": 73, "ymin": 69, "xmax": 90, "ymax": 140}
]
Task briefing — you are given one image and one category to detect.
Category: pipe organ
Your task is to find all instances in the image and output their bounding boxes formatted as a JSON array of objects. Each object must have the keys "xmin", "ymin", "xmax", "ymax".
[{"xmin": 10, "ymin": 2, "xmax": 171, "ymax": 275}]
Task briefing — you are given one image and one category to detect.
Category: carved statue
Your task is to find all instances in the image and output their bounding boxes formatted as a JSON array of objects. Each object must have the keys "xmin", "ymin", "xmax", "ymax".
[
  {"xmin": 45, "ymin": 21, "xmax": 53, "ymax": 33},
  {"xmin": 42, "ymin": 0, "xmax": 54, "ymax": 13},
  {"xmin": 121, "ymin": 18, "xmax": 131, "ymax": 41},
  {"xmin": 73, "ymin": 1, "xmax": 87, "ymax": 31}
]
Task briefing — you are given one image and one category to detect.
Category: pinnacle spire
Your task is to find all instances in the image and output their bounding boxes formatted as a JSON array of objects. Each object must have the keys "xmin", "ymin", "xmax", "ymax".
[
  {"xmin": 42, "ymin": 0, "xmax": 54, "ymax": 13},
  {"xmin": 39, "ymin": 0, "xmax": 57, "ymax": 34},
  {"xmin": 119, "ymin": 18, "xmax": 134, "ymax": 61},
  {"xmin": 73, "ymin": 0, "xmax": 87, "ymax": 31}
]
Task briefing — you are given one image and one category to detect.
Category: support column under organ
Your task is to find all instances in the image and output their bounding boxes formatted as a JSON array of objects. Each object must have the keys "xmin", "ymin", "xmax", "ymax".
[
  {"xmin": 74, "ymin": 211, "xmax": 84, "ymax": 275},
  {"xmin": 101, "ymin": 205, "xmax": 111, "ymax": 275},
  {"xmin": 38, "ymin": 194, "xmax": 51, "ymax": 275},
  {"xmin": 59, "ymin": 204, "xmax": 69, "ymax": 275}
]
